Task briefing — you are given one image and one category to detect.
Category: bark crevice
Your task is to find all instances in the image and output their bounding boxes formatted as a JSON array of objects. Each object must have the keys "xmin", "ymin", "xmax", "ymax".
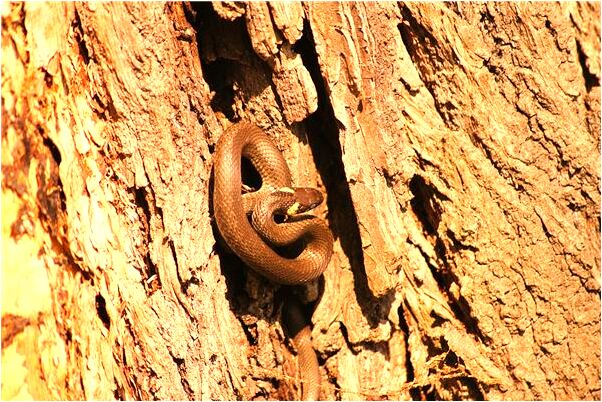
[{"xmin": 296, "ymin": 17, "xmax": 395, "ymax": 326}]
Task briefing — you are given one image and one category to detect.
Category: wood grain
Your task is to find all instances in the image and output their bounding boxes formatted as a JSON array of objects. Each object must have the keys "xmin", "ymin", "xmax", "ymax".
[{"xmin": 2, "ymin": 2, "xmax": 599, "ymax": 400}]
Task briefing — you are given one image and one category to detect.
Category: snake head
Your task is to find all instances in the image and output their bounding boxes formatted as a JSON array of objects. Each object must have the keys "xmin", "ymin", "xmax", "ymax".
[{"xmin": 281, "ymin": 187, "xmax": 324, "ymax": 216}]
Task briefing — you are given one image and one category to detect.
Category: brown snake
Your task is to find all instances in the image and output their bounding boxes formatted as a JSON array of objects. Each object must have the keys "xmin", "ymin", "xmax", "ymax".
[{"xmin": 212, "ymin": 122, "xmax": 334, "ymax": 400}]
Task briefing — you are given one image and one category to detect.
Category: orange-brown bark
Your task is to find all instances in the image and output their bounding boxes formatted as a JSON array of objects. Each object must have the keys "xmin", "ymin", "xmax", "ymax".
[{"xmin": 2, "ymin": 2, "xmax": 599, "ymax": 400}]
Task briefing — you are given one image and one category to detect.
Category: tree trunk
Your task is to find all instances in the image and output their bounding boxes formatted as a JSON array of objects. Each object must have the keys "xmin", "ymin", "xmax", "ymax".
[{"xmin": 2, "ymin": 2, "xmax": 599, "ymax": 400}]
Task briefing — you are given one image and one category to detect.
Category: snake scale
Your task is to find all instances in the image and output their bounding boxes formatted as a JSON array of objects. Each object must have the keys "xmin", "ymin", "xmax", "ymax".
[{"xmin": 212, "ymin": 122, "xmax": 334, "ymax": 400}]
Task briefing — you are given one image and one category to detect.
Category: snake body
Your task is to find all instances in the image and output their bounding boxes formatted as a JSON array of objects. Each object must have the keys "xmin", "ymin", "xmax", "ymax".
[{"xmin": 212, "ymin": 122, "xmax": 333, "ymax": 400}]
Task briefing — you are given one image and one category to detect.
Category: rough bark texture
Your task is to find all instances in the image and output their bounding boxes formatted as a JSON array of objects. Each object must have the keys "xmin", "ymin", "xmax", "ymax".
[{"xmin": 2, "ymin": 2, "xmax": 600, "ymax": 401}]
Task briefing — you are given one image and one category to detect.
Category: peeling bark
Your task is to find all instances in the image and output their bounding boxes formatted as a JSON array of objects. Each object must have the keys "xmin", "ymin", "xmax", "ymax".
[{"xmin": 2, "ymin": 2, "xmax": 600, "ymax": 401}]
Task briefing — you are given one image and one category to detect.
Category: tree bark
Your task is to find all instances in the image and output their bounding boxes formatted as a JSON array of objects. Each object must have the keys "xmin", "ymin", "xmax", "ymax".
[{"xmin": 2, "ymin": 2, "xmax": 599, "ymax": 400}]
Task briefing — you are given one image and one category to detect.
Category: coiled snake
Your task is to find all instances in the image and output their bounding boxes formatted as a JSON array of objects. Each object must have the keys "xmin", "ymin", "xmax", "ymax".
[{"xmin": 212, "ymin": 122, "xmax": 334, "ymax": 400}]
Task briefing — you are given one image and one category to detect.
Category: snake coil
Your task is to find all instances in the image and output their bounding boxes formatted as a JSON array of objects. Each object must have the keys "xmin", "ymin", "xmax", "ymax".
[{"xmin": 212, "ymin": 122, "xmax": 333, "ymax": 400}]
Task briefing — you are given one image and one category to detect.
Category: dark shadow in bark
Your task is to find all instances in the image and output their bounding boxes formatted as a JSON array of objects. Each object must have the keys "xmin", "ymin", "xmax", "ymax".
[
  {"xmin": 293, "ymin": 19, "xmax": 395, "ymax": 327},
  {"xmin": 192, "ymin": 2, "xmax": 274, "ymax": 121}
]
